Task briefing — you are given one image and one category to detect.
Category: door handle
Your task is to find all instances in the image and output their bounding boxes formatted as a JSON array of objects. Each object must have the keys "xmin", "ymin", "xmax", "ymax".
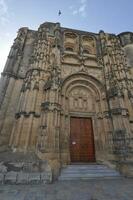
[{"xmin": 72, "ymin": 141, "xmax": 76, "ymax": 145}]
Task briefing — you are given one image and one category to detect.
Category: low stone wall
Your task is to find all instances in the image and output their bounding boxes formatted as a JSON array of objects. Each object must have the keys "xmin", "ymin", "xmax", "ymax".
[
  {"xmin": 0, "ymin": 152, "xmax": 53, "ymax": 184},
  {"xmin": 0, "ymin": 171, "xmax": 52, "ymax": 184}
]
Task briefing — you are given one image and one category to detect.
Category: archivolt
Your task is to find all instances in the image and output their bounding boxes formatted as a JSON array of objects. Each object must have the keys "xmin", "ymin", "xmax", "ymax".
[{"xmin": 61, "ymin": 72, "xmax": 104, "ymax": 99}]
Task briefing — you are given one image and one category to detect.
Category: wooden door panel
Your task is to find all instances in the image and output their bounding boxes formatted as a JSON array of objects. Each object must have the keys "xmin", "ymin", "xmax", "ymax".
[
  {"xmin": 70, "ymin": 117, "xmax": 80, "ymax": 162},
  {"xmin": 70, "ymin": 117, "xmax": 95, "ymax": 162}
]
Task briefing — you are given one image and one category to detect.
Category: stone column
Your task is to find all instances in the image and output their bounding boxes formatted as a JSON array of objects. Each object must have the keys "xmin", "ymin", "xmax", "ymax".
[
  {"xmin": 9, "ymin": 25, "xmax": 51, "ymax": 152},
  {"xmin": 36, "ymin": 23, "xmax": 62, "ymax": 178},
  {"xmin": 100, "ymin": 31, "xmax": 133, "ymax": 176}
]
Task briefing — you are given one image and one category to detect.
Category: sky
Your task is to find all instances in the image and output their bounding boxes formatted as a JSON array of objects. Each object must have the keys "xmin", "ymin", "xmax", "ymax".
[{"xmin": 0, "ymin": 0, "xmax": 133, "ymax": 73}]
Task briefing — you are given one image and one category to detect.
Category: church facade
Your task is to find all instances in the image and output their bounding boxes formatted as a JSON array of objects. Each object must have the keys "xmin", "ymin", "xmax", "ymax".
[{"xmin": 0, "ymin": 22, "xmax": 133, "ymax": 179}]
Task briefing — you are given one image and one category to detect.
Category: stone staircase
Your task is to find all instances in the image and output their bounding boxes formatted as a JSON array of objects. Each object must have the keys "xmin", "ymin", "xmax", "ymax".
[{"xmin": 58, "ymin": 164, "xmax": 121, "ymax": 180}]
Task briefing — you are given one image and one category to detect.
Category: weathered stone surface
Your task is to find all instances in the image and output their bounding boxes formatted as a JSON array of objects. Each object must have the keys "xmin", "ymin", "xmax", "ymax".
[
  {"xmin": 0, "ymin": 22, "xmax": 133, "ymax": 181},
  {"xmin": 17, "ymin": 172, "xmax": 29, "ymax": 184},
  {"xmin": 0, "ymin": 173, "xmax": 5, "ymax": 184},
  {"xmin": 40, "ymin": 172, "xmax": 52, "ymax": 183},
  {"xmin": 5, "ymin": 171, "xmax": 18, "ymax": 184},
  {"xmin": 0, "ymin": 178, "xmax": 133, "ymax": 200},
  {"xmin": 0, "ymin": 162, "xmax": 7, "ymax": 173},
  {"xmin": 28, "ymin": 173, "xmax": 41, "ymax": 184},
  {"xmin": 118, "ymin": 161, "xmax": 133, "ymax": 177}
]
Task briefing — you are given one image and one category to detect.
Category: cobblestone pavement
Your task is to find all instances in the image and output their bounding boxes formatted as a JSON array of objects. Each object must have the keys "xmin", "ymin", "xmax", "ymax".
[{"xmin": 0, "ymin": 178, "xmax": 133, "ymax": 200}]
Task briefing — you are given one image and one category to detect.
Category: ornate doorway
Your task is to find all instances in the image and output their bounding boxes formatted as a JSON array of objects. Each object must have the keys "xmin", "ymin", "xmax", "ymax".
[
  {"xmin": 70, "ymin": 117, "xmax": 95, "ymax": 162},
  {"xmin": 60, "ymin": 73, "xmax": 105, "ymax": 165}
]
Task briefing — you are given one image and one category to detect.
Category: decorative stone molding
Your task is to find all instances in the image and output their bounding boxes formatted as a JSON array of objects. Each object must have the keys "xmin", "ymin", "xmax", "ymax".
[
  {"xmin": 111, "ymin": 108, "xmax": 128, "ymax": 116},
  {"xmin": 103, "ymin": 110, "xmax": 111, "ymax": 118},
  {"xmin": 112, "ymin": 129, "xmax": 132, "ymax": 158},
  {"xmin": 44, "ymin": 79, "xmax": 52, "ymax": 90},
  {"xmin": 15, "ymin": 111, "xmax": 40, "ymax": 119},
  {"xmin": 41, "ymin": 102, "xmax": 61, "ymax": 112},
  {"xmin": 107, "ymin": 87, "xmax": 118, "ymax": 98},
  {"xmin": 96, "ymin": 112, "xmax": 103, "ymax": 119},
  {"xmin": 1, "ymin": 72, "xmax": 24, "ymax": 80}
]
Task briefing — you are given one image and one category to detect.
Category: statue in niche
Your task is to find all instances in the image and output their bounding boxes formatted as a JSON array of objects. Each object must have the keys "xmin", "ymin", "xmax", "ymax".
[
  {"xmin": 37, "ymin": 127, "xmax": 48, "ymax": 153},
  {"xmin": 48, "ymin": 52, "xmax": 61, "ymax": 89},
  {"xmin": 54, "ymin": 25, "xmax": 61, "ymax": 48},
  {"xmin": 51, "ymin": 65, "xmax": 61, "ymax": 89},
  {"xmin": 99, "ymin": 31, "xmax": 107, "ymax": 50},
  {"xmin": 50, "ymin": 52, "xmax": 60, "ymax": 68}
]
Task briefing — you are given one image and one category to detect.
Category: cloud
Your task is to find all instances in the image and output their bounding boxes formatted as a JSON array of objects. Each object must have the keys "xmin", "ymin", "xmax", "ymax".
[
  {"xmin": 70, "ymin": 0, "xmax": 88, "ymax": 18},
  {"xmin": 79, "ymin": 4, "xmax": 86, "ymax": 12},
  {"xmin": 0, "ymin": 0, "xmax": 9, "ymax": 25},
  {"xmin": 1, "ymin": 15, "xmax": 9, "ymax": 25},
  {"xmin": 0, "ymin": 0, "xmax": 8, "ymax": 13},
  {"xmin": 80, "ymin": 0, "xmax": 87, "ymax": 3},
  {"xmin": 0, "ymin": 32, "xmax": 14, "ymax": 73},
  {"xmin": 72, "ymin": 10, "xmax": 78, "ymax": 15},
  {"xmin": 0, "ymin": 1, "xmax": 15, "ymax": 72}
]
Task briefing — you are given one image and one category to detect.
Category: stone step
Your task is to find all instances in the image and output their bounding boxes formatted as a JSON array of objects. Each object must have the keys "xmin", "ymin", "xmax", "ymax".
[
  {"xmin": 64, "ymin": 165, "xmax": 108, "ymax": 170},
  {"xmin": 58, "ymin": 164, "xmax": 121, "ymax": 181},
  {"xmin": 58, "ymin": 176, "xmax": 121, "ymax": 181},
  {"xmin": 59, "ymin": 174, "xmax": 121, "ymax": 180},
  {"xmin": 66, "ymin": 163, "xmax": 107, "ymax": 166},
  {"xmin": 62, "ymin": 168, "xmax": 117, "ymax": 171},
  {"xmin": 61, "ymin": 170, "xmax": 120, "ymax": 174},
  {"xmin": 59, "ymin": 172, "xmax": 120, "ymax": 177},
  {"xmin": 61, "ymin": 167, "xmax": 118, "ymax": 171}
]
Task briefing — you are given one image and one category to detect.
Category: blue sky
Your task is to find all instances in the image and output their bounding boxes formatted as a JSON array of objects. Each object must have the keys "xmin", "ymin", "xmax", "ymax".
[{"xmin": 0, "ymin": 0, "xmax": 133, "ymax": 73}]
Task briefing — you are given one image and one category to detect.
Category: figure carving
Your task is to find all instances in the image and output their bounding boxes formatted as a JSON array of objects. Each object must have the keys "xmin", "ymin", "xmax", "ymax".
[
  {"xmin": 54, "ymin": 23, "xmax": 61, "ymax": 48},
  {"xmin": 37, "ymin": 127, "xmax": 48, "ymax": 153}
]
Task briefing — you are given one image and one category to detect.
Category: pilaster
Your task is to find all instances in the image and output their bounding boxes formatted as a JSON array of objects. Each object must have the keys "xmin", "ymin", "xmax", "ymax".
[{"xmin": 100, "ymin": 31, "xmax": 133, "ymax": 164}]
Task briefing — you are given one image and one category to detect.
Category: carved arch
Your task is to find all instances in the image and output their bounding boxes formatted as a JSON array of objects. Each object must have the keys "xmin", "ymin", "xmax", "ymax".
[
  {"xmin": 64, "ymin": 32, "xmax": 78, "ymax": 39},
  {"xmin": 61, "ymin": 73, "xmax": 104, "ymax": 99},
  {"xmin": 81, "ymin": 35, "xmax": 97, "ymax": 55},
  {"xmin": 59, "ymin": 73, "xmax": 106, "ymax": 164},
  {"xmin": 64, "ymin": 31, "xmax": 79, "ymax": 52}
]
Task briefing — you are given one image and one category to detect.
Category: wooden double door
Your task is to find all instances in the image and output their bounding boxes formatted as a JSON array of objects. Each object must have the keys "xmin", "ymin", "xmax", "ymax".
[{"xmin": 70, "ymin": 117, "xmax": 95, "ymax": 162}]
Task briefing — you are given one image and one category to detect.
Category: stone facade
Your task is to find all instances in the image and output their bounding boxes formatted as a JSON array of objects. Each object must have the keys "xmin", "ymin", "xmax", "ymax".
[{"xmin": 0, "ymin": 22, "xmax": 133, "ymax": 180}]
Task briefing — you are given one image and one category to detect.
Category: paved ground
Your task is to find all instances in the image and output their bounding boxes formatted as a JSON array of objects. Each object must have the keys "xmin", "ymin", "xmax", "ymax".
[{"xmin": 0, "ymin": 178, "xmax": 132, "ymax": 200}]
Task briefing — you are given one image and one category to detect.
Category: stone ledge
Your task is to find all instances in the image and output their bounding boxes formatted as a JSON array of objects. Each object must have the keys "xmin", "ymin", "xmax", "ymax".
[
  {"xmin": 0, "ymin": 172, "xmax": 52, "ymax": 185},
  {"xmin": 0, "ymin": 153, "xmax": 53, "ymax": 184}
]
